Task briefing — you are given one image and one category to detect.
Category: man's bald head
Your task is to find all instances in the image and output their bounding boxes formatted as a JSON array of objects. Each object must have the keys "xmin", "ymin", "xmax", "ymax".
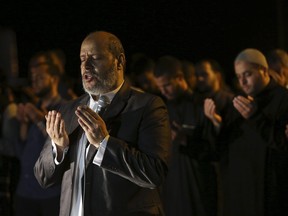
[{"xmin": 83, "ymin": 31, "xmax": 125, "ymax": 61}]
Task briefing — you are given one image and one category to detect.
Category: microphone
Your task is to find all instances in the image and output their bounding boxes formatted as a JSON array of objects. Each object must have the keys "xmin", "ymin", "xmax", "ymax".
[{"xmin": 95, "ymin": 95, "xmax": 110, "ymax": 115}]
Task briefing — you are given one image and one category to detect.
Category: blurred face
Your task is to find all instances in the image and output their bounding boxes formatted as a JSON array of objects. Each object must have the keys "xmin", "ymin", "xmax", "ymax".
[
  {"xmin": 80, "ymin": 37, "xmax": 120, "ymax": 95},
  {"xmin": 269, "ymin": 68, "xmax": 286, "ymax": 87},
  {"xmin": 155, "ymin": 75, "xmax": 181, "ymax": 100},
  {"xmin": 29, "ymin": 55, "xmax": 48, "ymax": 68},
  {"xmin": 30, "ymin": 64, "xmax": 54, "ymax": 97},
  {"xmin": 136, "ymin": 71, "xmax": 158, "ymax": 92},
  {"xmin": 186, "ymin": 73, "xmax": 197, "ymax": 90},
  {"xmin": 235, "ymin": 61, "xmax": 269, "ymax": 96},
  {"xmin": 195, "ymin": 62, "xmax": 218, "ymax": 92},
  {"xmin": 50, "ymin": 53, "xmax": 65, "ymax": 75}
]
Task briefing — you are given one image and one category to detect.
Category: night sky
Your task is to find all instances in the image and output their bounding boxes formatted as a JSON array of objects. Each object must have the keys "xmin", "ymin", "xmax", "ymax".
[{"xmin": 1, "ymin": 0, "xmax": 287, "ymax": 85}]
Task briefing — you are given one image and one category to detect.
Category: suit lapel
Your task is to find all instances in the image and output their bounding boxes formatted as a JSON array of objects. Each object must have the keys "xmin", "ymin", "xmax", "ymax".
[
  {"xmin": 102, "ymin": 81, "xmax": 131, "ymax": 123},
  {"xmin": 85, "ymin": 144, "xmax": 98, "ymax": 169}
]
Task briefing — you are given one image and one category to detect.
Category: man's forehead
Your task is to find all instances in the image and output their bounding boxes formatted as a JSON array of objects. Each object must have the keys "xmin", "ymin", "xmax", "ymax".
[
  {"xmin": 235, "ymin": 61, "xmax": 258, "ymax": 74},
  {"xmin": 30, "ymin": 56, "xmax": 49, "ymax": 67},
  {"xmin": 196, "ymin": 62, "xmax": 212, "ymax": 72},
  {"xmin": 30, "ymin": 61, "xmax": 50, "ymax": 69},
  {"xmin": 235, "ymin": 60, "xmax": 250, "ymax": 68},
  {"xmin": 31, "ymin": 64, "xmax": 50, "ymax": 72},
  {"xmin": 156, "ymin": 74, "xmax": 172, "ymax": 82},
  {"xmin": 80, "ymin": 40, "xmax": 108, "ymax": 54}
]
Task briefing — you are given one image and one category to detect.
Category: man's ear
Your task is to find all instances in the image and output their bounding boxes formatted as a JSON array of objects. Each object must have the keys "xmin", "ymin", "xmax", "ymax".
[
  {"xmin": 117, "ymin": 53, "xmax": 126, "ymax": 70},
  {"xmin": 262, "ymin": 67, "xmax": 270, "ymax": 77}
]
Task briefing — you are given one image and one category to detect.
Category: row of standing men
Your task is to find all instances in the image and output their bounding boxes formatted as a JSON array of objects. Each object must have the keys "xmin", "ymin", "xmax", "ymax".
[
  {"xmin": 0, "ymin": 32, "xmax": 288, "ymax": 216},
  {"xmin": 131, "ymin": 48, "xmax": 288, "ymax": 216}
]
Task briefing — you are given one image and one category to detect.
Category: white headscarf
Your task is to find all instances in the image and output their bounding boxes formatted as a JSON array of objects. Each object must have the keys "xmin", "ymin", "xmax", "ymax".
[{"xmin": 235, "ymin": 48, "xmax": 268, "ymax": 69}]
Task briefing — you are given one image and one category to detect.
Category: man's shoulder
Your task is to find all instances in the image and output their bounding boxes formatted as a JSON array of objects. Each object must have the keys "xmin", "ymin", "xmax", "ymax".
[
  {"xmin": 269, "ymin": 84, "xmax": 288, "ymax": 104},
  {"xmin": 127, "ymin": 86, "xmax": 166, "ymax": 109},
  {"xmin": 130, "ymin": 86, "xmax": 163, "ymax": 101}
]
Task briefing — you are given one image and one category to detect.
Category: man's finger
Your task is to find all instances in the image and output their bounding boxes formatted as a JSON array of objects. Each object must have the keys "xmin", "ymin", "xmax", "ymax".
[{"xmin": 54, "ymin": 112, "xmax": 62, "ymax": 135}]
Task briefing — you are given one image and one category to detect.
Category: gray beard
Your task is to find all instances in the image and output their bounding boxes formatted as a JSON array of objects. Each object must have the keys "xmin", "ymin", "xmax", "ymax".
[{"xmin": 83, "ymin": 66, "xmax": 118, "ymax": 95}]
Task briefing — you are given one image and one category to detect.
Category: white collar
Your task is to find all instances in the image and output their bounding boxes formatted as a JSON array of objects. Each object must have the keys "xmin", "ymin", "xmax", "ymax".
[{"xmin": 88, "ymin": 81, "xmax": 124, "ymax": 108}]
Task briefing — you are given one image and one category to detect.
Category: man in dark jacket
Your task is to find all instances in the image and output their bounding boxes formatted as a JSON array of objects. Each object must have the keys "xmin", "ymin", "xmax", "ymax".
[
  {"xmin": 34, "ymin": 31, "xmax": 171, "ymax": 216},
  {"xmin": 154, "ymin": 56, "xmax": 215, "ymax": 216}
]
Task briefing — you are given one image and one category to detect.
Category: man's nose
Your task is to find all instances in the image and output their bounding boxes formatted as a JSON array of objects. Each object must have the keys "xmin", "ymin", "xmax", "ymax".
[
  {"xmin": 239, "ymin": 76, "xmax": 246, "ymax": 85},
  {"xmin": 197, "ymin": 76, "xmax": 204, "ymax": 82},
  {"xmin": 82, "ymin": 58, "xmax": 93, "ymax": 70}
]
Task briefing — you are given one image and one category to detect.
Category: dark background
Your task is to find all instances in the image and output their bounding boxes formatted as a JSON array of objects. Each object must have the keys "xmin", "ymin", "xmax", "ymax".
[{"xmin": 1, "ymin": 0, "xmax": 287, "ymax": 85}]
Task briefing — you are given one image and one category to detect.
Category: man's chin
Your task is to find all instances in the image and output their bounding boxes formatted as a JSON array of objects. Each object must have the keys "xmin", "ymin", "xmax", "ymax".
[
  {"xmin": 84, "ymin": 84, "xmax": 107, "ymax": 95},
  {"xmin": 84, "ymin": 87, "xmax": 99, "ymax": 95},
  {"xmin": 241, "ymin": 87, "xmax": 251, "ymax": 95}
]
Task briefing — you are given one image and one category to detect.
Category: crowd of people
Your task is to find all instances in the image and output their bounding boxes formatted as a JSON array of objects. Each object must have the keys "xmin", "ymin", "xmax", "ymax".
[{"xmin": 0, "ymin": 30, "xmax": 288, "ymax": 216}]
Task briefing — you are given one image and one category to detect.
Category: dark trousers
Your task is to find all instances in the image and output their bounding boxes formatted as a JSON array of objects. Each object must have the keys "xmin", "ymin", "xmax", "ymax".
[{"xmin": 14, "ymin": 195, "xmax": 60, "ymax": 216}]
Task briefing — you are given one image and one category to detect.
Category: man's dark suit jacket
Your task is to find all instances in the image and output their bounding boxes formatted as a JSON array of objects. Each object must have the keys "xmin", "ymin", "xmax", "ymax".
[{"xmin": 34, "ymin": 82, "xmax": 171, "ymax": 216}]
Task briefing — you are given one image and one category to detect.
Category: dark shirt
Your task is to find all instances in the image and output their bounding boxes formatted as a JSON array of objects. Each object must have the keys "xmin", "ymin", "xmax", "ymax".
[{"xmin": 218, "ymin": 79, "xmax": 288, "ymax": 216}]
